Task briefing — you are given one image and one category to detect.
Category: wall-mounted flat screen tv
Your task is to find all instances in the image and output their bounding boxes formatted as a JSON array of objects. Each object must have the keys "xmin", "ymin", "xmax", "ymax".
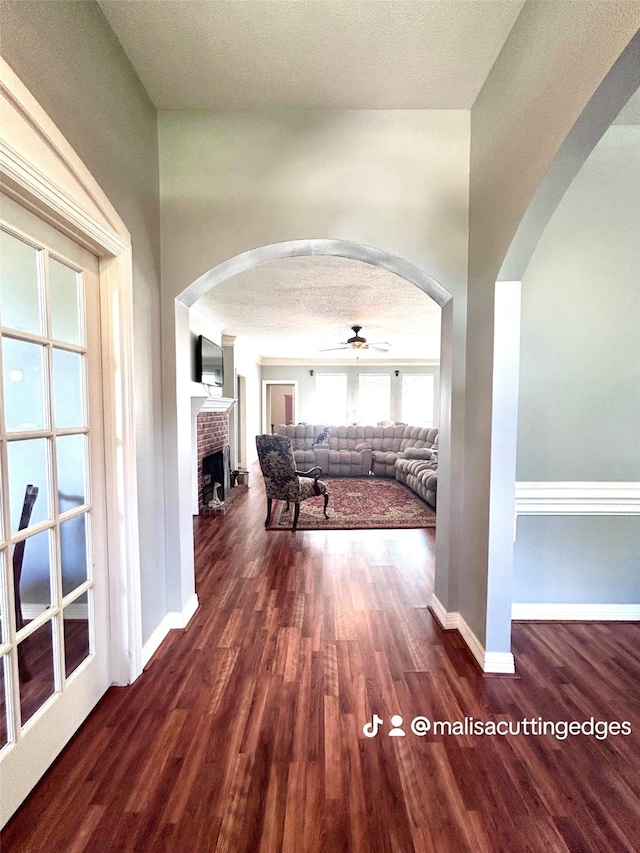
[{"xmin": 196, "ymin": 335, "xmax": 224, "ymax": 387}]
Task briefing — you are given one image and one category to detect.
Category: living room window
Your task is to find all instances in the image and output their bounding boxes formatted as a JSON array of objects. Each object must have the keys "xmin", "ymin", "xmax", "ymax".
[
  {"xmin": 358, "ymin": 374, "xmax": 391, "ymax": 424},
  {"xmin": 402, "ymin": 374, "xmax": 435, "ymax": 427},
  {"xmin": 315, "ymin": 373, "xmax": 347, "ymax": 424}
]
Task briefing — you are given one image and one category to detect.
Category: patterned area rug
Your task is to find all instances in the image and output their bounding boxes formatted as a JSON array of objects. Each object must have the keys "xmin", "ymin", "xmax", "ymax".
[{"xmin": 267, "ymin": 476, "xmax": 436, "ymax": 530}]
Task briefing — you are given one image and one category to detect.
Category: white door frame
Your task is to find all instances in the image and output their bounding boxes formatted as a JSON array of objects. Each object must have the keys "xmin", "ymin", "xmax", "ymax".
[
  {"xmin": 0, "ymin": 59, "xmax": 142, "ymax": 685},
  {"xmin": 237, "ymin": 374, "xmax": 247, "ymax": 468},
  {"xmin": 261, "ymin": 379, "xmax": 299, "ymax": 434}
]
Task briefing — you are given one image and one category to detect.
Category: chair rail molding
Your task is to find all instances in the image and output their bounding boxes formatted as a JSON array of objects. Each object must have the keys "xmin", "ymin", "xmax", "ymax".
[{"xmin": 515, "ymin": 482, "xmax": 640, "ymax": 516}]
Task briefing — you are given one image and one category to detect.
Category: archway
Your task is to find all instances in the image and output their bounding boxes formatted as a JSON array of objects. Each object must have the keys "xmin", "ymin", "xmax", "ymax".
[
  {"xmin": 176, "ymin": 238, "xmax": 456, "ymax": 634},
  {"xmin": 481, "ymin": 31, "xmax": 640, "ymax": 663},
  {"xmin": 179, "ymin": 239, "xmax": 452, "ymax": 309}
]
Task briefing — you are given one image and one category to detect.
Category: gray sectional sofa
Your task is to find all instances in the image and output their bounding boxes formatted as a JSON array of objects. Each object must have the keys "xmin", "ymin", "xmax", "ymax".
[
  {"xmin": 274, "ymin": 423, "xmax": 439, "ymax": 508},
  {"xmin": 395, "ymin": 451, "xmax": 438, "ymax": 508}
]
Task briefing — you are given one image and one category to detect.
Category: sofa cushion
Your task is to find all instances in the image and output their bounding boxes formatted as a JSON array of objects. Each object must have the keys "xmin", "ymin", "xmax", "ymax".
[
  {"xmin": 367, "ymin": 425, "xmax": 438, "ymax": 475},
  {"xmin": 327, "ymin": 425, "xmax": 369, "ymax": 451},
  {"xmin": 276, "ymin": 424, "xmax": 327, "ymax": 451},
  {"xmin": 403, "ymin": 447, "xmax": 435, "ymax": 460},
  {"xmin": 400, "ymin": 426, "xmax": 439, "ymax": 453},
  {"xmin": 395, "ymin": 456, "xmax": 438, "ymax": 508},
  {"xmin": 275, "ymin": 423, "xmax": 438, "ymax": 479}
]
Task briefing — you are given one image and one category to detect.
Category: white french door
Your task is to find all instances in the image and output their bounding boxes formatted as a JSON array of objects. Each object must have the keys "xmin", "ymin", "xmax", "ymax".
[{"xmin": 0, "ymin": 195, "xmax": 110, "ymax": 825}]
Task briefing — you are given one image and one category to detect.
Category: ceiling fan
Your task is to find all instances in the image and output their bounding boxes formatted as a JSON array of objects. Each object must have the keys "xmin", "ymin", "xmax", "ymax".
[{"xmin": 320, "ymin": 325, "xmax": 391, "ymax": 354}]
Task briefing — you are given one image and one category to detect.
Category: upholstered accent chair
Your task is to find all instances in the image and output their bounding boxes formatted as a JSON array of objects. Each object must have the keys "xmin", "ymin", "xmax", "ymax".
[{"xmin": 256, "ymin": 434, "xmax": 329, "ymax": 530}]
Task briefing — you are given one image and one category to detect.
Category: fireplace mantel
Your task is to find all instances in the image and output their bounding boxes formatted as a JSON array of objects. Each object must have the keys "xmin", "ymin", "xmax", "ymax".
[{"xmin": 195, "ymin": 395, "xmax": 236, "ymax": 414}]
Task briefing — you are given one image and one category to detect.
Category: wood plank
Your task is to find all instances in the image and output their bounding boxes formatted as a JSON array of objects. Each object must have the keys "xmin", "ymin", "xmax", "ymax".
[{"xmin": 2, "ymin": 463, "xmax": 639, "ymax": 851}]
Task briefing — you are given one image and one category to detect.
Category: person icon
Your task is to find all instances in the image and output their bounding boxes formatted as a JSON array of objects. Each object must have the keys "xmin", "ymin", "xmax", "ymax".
[{"xmin": 388, "ymin": 714, "xmax": 406, "ymax": 736}]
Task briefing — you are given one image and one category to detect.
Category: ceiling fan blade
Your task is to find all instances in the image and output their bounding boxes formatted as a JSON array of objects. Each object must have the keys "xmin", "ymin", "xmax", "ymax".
[
  {"xmin": 369, "ymin": 342, "xmax": 391, "ymax": 352},
  {"xmin": 319, "ymin": 345, "xmax": 350, "ymax": 352}
]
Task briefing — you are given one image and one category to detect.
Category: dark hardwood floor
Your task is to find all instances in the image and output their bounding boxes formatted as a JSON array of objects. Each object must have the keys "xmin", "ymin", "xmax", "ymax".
[{"xmin": 2, "ymin": 469, "xmax": 639, "ymax": 852}]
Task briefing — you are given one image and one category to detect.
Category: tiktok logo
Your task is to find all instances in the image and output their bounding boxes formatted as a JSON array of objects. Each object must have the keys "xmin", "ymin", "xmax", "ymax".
[{"xmin": 362, "ymin": 713, "xmax": 384, "ymax": 738}]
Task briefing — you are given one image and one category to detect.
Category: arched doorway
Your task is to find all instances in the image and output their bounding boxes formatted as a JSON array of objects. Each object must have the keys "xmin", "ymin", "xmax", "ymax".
[{"xmin": 175, "ymin": 238, "xmax": 457, "ymax": 641}]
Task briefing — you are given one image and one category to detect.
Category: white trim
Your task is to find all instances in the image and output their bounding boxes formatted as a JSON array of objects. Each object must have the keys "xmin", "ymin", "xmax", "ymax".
[
  {"xmin": 180, "ymin": 592, "xmax": 199, "ymax": 626},
  {"xmin": 429, "ymin": 593, "xmax": 458, "ymax": 630},
  {"xmin": 512, "ymin": 603, "xmax": 640, "ymax": 621},
  {"xmin": 260, "ymin": 357, "xmax": 440, "ymax": 367},
  {"xmin": 22, "ymin": 603, "xmax": 89, "ymax": 620},
  {"xmin": 180, "ymin": 239, "xmax": 452, "ymax": 309},
  {"xmin": 200, "ymin": 396, "xmax": 236, "ymax": 414},
  {"xmin": 429, "ymin": 595, "xmax": 516, "ymax": 674},
  {"xmin": 189, "ymin": 302, "xmax": 224, "ymax": 334},
  {"xmin": 454, "ymin": 613, "xmax": 485, "ymax": 669},
  {"xmin": 0, "ymin": 139, "xmax": 128, "ymax": 257},
  {"xmin": 482, "ymin": 652, "xmax": 517, "ymax": 674},
  {"xmin": 99, "ymin": 252, "xmax": 143, "ymax": 684},
  {"xmin": 456, "ymin": 613, "xmax": 515, "ymax": 675},
  {"xmin": 261, "ymin": 379, "xmax": 299, "ymax": 434},
  {"xmin": 515, "ymin": 482, "xmax": 640, "ymax": 516},
  {"xmin": 141, "ymin": 594, "xmax": 199, "ymax": 668},
  {"xmin": 1, "ymin": 57, "xmax": 142, "ymax": 686}
]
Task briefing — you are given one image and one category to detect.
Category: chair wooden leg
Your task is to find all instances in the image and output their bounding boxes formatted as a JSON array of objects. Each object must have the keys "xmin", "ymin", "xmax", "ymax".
[
  {"xmin": 292, "ymin": 503, "xmax": 300, "ymax": 531},
  {"xmin": 323, "ymin": 492, "xmax": 329, "ymax": 518},
  {"xmin": 265, "ymin": 497, "xmax": 273, "ymax": 526}
]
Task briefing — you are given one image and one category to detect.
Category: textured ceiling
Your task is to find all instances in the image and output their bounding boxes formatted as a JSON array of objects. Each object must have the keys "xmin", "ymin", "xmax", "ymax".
[
  {"xmin": 98, "ymin": 0, "xmax": 522, "ymax": 361},
  {"xmin": 198, "ymin": 256, "xmax": 441, "ymax": 361},
  {"xmin": 99, "ymin": 0, "xmax": 524, "ymax": 110}
]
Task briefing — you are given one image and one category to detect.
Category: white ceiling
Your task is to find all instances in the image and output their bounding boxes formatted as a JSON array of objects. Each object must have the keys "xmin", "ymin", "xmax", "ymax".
[
  {"xmin": 98, "ymin": 0, "xmax": 527, "ymax": 362},
  {"xmin": 198, "ymin": 256, "xmax": 441, "ymax": 361},
  {"xmin": 99, "ymin": 1, "xmax": 525, "ymax": 110}
]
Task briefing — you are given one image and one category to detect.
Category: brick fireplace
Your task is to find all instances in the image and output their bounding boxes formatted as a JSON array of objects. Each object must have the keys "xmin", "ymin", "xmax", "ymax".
[{"xmin": 196, "ymin": 411, "xmax": 229, "ymax": 509}]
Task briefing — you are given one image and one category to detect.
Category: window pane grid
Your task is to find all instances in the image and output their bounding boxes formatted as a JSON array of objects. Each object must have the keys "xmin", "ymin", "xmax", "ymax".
[
  {"xmin": 0, "ymin": 228, "xmax": 44, "ymax": 336},
  {"xmin": 0, "ymin": 550, "xmax": 8, "ymax": 644},
  {"xmin": 0, "ymin": 328, "xmax": 87, "ymax": 359},
  {"xmin": 0, "ymin": 223, "xmax": 94, "ymax": 737}
]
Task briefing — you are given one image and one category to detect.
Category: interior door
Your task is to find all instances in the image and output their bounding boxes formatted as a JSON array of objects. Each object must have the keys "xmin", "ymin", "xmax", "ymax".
[{"xmin": 0, "ymin": 195, "xmax": 110, "ymax": 826}]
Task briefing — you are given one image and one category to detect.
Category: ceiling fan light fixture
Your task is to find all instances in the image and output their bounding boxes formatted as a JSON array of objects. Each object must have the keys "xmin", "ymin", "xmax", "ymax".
[{"xmin": 319, "ymin": 325, "xmax": 391, "ymax": 354}]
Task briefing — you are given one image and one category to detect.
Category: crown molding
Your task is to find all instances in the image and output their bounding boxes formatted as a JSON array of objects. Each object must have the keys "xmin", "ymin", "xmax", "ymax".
[{"xmin": 259, "ymin": 357, "xmax": 440, "ymax": 367}]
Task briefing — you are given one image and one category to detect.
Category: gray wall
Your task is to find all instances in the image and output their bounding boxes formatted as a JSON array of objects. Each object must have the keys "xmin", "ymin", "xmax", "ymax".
[
  {"xmin": 514, "ymin": 516, "xmax": 639, "ymax": 604},
  {"xmin": 261, "ymin": 363, "xmax": 440, "ymax": 428},
  {"xmin": 514, "ymin": 123, "xmax": 640, "ymax": 605},
  {"xmin": 463, "ymin": 2, "xmax": 640, "ymax": 649},
  {"xmin": 517, "ymin": 125, "xmax": 640, "ymax": 482},
  {"xmin": 1, "ymin": 1, "xmax": 167, "ymax": 643}
]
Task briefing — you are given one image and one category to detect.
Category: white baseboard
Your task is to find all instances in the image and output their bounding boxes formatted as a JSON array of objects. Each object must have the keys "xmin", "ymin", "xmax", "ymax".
[
  {"xmin": 181, "ymin": 593, "xmax": 200, "ymax": 627},
  {"xmin": 512, "ymin": 603, "xmax": 640, "ymax": 621},
  {"xmin": 429, "ymin": 595, "xmax": 515, "ymax": 674},
  {"xmin": 141, "ymin": 593, "xmax": 200, "ymax": 668},
  {"xmin": 482, "ymin": 651, "xmax": 517, "ymax": 673},
  {"xmin": 429, "ymin": 593, "xmax": 459, "ymax": 629}
]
